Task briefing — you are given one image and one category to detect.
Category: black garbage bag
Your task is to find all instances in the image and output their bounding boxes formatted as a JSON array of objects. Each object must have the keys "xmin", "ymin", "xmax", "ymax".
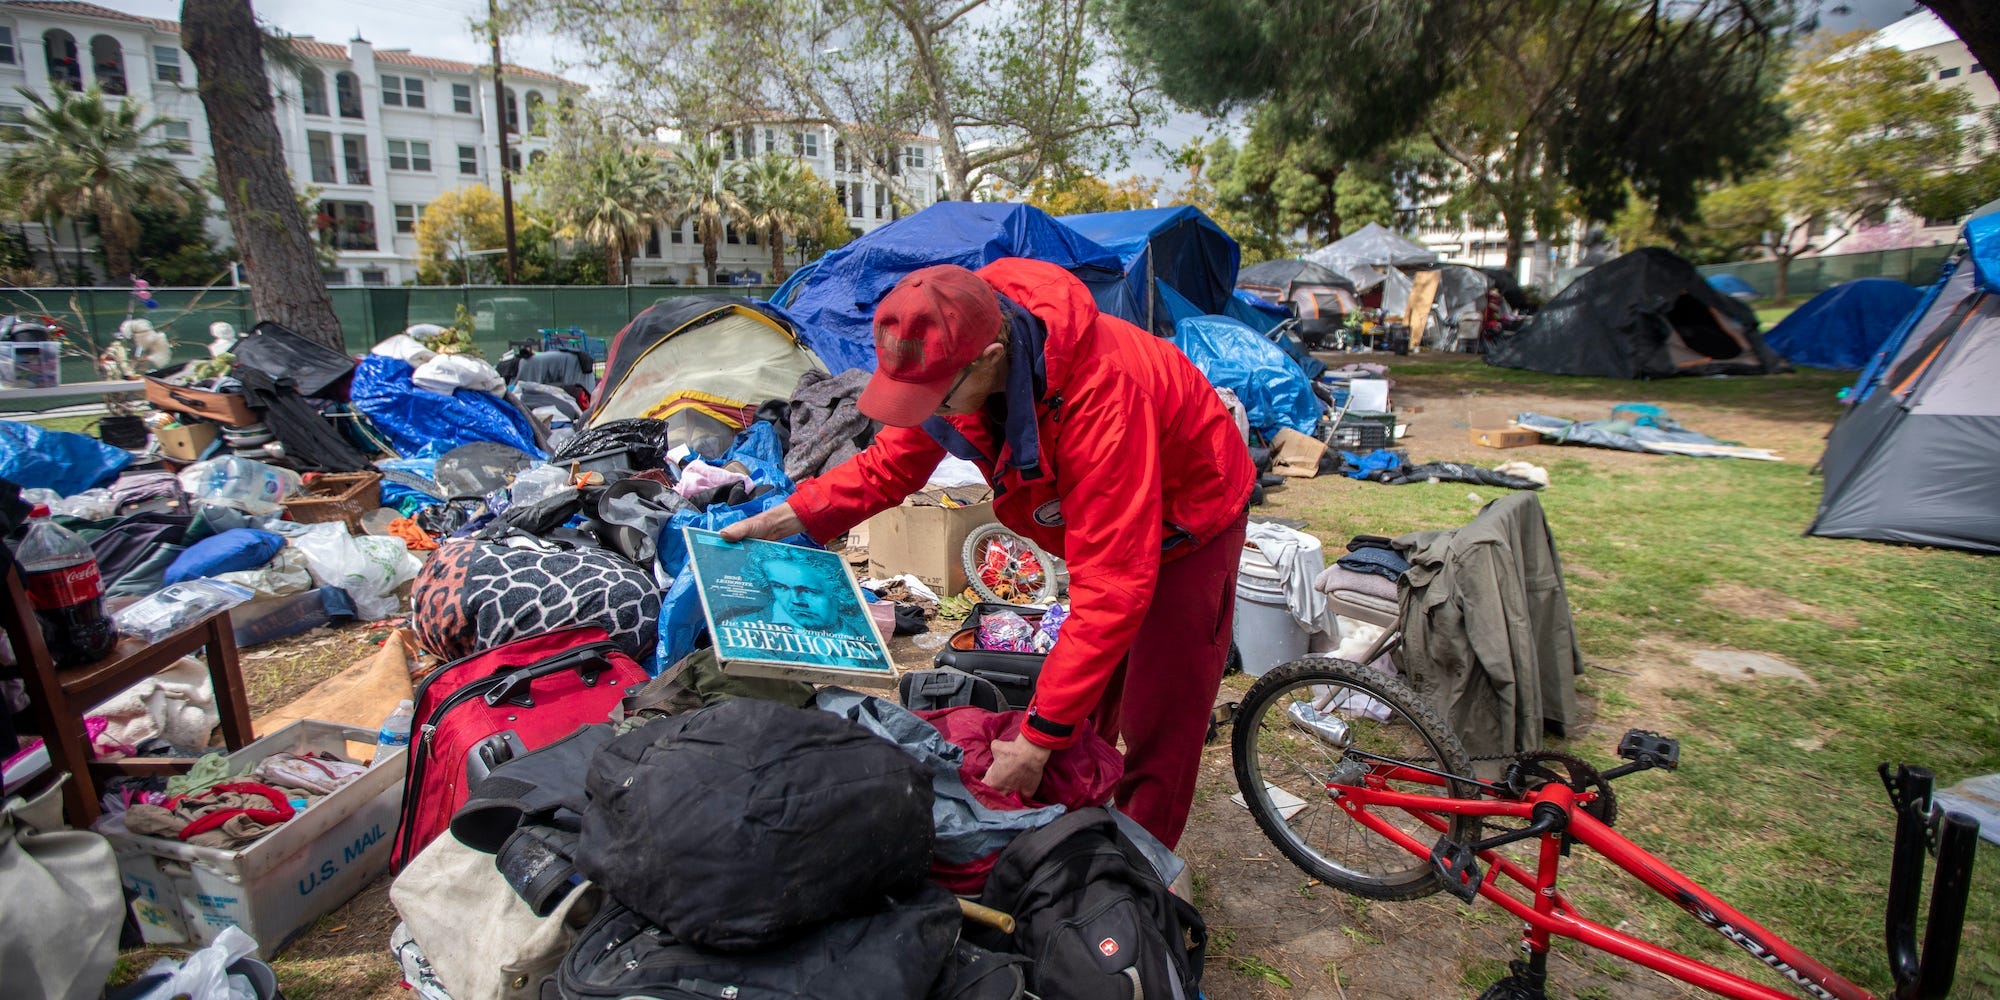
[
  {"xmin": 414, "ymin": 498, "xmax": 482, "ymax": 536},
  {"xmin": 231, "ymin": 321, "xmax": 356, "ymax": 400},
  {"xmin": 233, "ymin": 368, "xmax": 371, "ymax": 473},
  {"xmin": 549, "ymin": 419, "xmax": 674, "ymax": 469}
]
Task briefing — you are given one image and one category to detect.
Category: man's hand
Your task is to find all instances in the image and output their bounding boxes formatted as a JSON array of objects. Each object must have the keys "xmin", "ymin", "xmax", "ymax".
[
  {"xmin": 718, "ymin": 502, "xmax": 806, "ymax": 543},
  {"xmin": 981, "ymin": 734, "xmax": 1053, "ymax": 799}
]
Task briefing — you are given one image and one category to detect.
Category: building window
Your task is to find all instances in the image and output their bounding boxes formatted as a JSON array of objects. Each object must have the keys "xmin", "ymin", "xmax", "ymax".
[
  {"xmin": 387, "ymin": 138, "xmax": 431, "ymax": 172},
  {"xmin": 792, "ymin": 130, "xmax": 818, "ymax": 158},
  {"xmin": 45, "ymin": 30, "xmax": 81, "ymax": 90},
  {"xmin": 458, "ymin": 143, "xmax": 478, "ymax": 175},
  {"xmin": 1973, "ymin": 63, "xmax": 1986, "ymax": 74},
  {"xmin": 832, "ymin": 139, "xmax": 848, "ymax": 173},
  {"xmin": 669, "ymin": 222, "xmax": 683, "ymax": 244},
  {"xmin": 380, "ymin": 74, "xmax": 426, "ymax": 109},
  {"xmin": 903, "ymin": 145, "xmax": 926, "ymax": 170},
  {"xmin": 318, "ymin": 200, "xmax": 376, "ymax": 251},
  {"xmin": 643, "ymin": 227, "xmax": 660, "ymax": 257},
  {"xmin": 360, "ymin": 269, "xmax": 389, "ymax": 286},
  {"xmin": 506, "ymin": 148, "xmax": 521, "ymax": 172},
  {"xmin": 722, "ymin": 132, "xmax": 737, "ymax": 160},
  {"xmin": 335, "ymin": 71, "xmax": 363, "ymax": 118},
  {"xmin": 306, "ymin": 131, "xmax": 336, "ymax": 183},
  {"xmin": 763, "ymin": 128, "xmax": 776, "ymax": 154},
  {"xmin": 847, "ymin": 182, "xmax": 863, "ymax": 218},
  {"xmin": 394, "ymin": 203, "xmax": 422, "ymax": 234},
  {"xmin": 503, "ymin": 90, "xmax": 518, "ymax": 133},
  {"xmin": 160, "ymin": 119, "xmax": 192, "ymax": 154},
  {"xmin": 341, "ymin": 134, "xmax": 369, "ymax": 185},
  {"xmin": 153, "ymin": 45, "xmax": 181, "ymax": 83},
  {"xmin": 524, "ymin": 90, "xmax": 543, "ymax": 131},
  {"xmin": 0, "ymin": 105, "xmax": 26, "ymax": 142},
  {"xmin": 528, "ymin": 149, "xmax": 546, "ymax": 165},
  {"xmin": 0, "ymin": 26, "xmax": 14, "ymax": 65},
  {"xmin": 300, "ymin": 68, "xmax": 329, "ymax": 116},
  {"xmin": 89, "ymin": 35, "xmax": 125, "ymax": 95},
  {"xmin": 875, "ymin": 184, "xmax": 888, "ymax": 220},
  {"xmin": 322, "ymin": 268, "xmax": 348, "ymax": 286},
  {"xmin": 725, "ymin": 223, "xmax": 739, "ymax": 245},
  {"xmin": 452, "ymin": 82, "xmax": 473, "ymax": 113},
  {"xmin": 1939, "ymin": 67, "xmax": 1961, "ymax": 80}
]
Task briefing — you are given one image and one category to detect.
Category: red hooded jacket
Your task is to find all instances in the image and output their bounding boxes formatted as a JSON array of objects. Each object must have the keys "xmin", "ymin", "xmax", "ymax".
[{"xmin": 788, "ymin": 258, "xmax": 1255, "ymax": 748}]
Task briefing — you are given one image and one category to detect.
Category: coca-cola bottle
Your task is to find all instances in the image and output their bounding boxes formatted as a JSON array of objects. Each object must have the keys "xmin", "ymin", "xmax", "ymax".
[{"xmin": 14, "ymin": 505, "xmax": 118, "ymax": 667}]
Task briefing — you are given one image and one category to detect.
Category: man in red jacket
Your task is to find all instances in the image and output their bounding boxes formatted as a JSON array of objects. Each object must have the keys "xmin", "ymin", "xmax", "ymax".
[{"xmin": 723, "ymin": 259, "xmax": 1253, "ymax": 848}]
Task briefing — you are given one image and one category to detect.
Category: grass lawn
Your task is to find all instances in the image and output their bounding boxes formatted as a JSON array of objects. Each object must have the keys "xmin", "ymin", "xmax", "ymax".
[{"xmin": 1253, "ymin": 357, "xmax": 1999, "ymax": 996}]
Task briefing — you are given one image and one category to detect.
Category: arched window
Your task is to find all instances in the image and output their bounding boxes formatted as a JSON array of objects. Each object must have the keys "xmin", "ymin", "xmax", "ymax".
[
  {"xmin": 502, "ymin": 88, "xmax": 518, "ymax": 133},
  {"xmin": 43, "ymin": 29, "xmax": 81, "ymax": 90},
  {"xmin": 335, "ymin": 71, "xmax": 363, "ymax": 119},
  {"xmin": 89, "ymin": 35, "xmax": 125, "ymax": 94},
  {"xmin": 300, "ymin": 67, "xmax": 328, "ymax": 115},
  {"xmin": 528, "ymin": 149, "xmax": 547, "ymax": 165},
  {"xmin": 524, "ymin": 90, "xmax": 543, "ymax": 132}
]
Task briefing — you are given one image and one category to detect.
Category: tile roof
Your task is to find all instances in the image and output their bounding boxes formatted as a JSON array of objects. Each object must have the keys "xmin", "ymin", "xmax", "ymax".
[
  {"xmin": 3, "ymin": 1, "xmax": 178, "ymax": 34},
  {"xmin": 289, "ymin": 38, "xmax": 349, "ymax": 62},
  {"xmin": 374, "ymin": 49, "xmax": 571, "ymax": 86}
]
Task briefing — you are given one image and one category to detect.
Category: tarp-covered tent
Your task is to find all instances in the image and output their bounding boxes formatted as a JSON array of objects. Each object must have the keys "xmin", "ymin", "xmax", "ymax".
[
  {"xmin": 1062, "ymin": 206, "xmax": 1240, "ymax": 335},
  {"xmin": 779, "ymin": 202, "xmax": 1130, "ymax": 373},
  {"xmin": 1763, "ymin": 278, "xmax": 1922, "ymax": 370},
  {"xmin": 1417, "ymin": 264, "xmax": 1497, "ymax": 349},
  {"xmin": 1811, "ymin": 211, "xmax": 2000, "ymax": 553},
  {"xmin": 587, "ymin": 297, "xmax": 824, "ymax": 445},
  {"xmin": 1486, "ymin": 248, "xmax": 1786, "ymax": 378},
  {"xmin": 1166, "ymin": 308, "xmax": 1321, "ymax": 438},
  {"xmin": 1236, "ymin": 258, "xmax": 1358, "ymax": 347},
  {"xmin": 1707, "ymin": 273, "xmax": 1760, "ymax": 301},
  {"xmin": 1305, "ymin": 223, "xmax": 1438, "ymax": 319}
]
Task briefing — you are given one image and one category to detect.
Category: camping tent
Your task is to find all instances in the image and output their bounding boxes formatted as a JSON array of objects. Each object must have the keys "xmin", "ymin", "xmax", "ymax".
[
  {"xmin": 778, "ymin": 202, "xmax": 1131, "ymax": 372},
  {"xmin": 1304, "ymin": 223, "xmax": 1439, "ymax": 321},
  {"xmin": 1236, "ymin": 258, "xmax": 1359, "ymax": 347},
  {"xmin": 1417, "ymin": 263, "xmax": 1497, "ymax": 349},
  {"xmin": 1810, "ymin": 211, "xmax": 2000, "ymax": 553},
  {"xmin": 1764, "ymin": 278, "xmax": 1923, "ymax": 370},
  {"xmin": 1485, "ymin": 248, "xmax": 1786, "ymax": 378},
  {"xmin": 1707, "ymin": 273, "xmax": 1760, "ymax": 301},
  {"xmin": 1061, "ymin": 206, "xmax": 1240, "ymax": 334},
  {"xmin": 587, "ymin": 297, "xmax": 824, "ymax": 444}
]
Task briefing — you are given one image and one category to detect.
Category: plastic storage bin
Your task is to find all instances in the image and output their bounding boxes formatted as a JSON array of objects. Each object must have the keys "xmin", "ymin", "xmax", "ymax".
[{"xmin": 110, "ymin": 720, "xmax": 406, "ymax": 958}]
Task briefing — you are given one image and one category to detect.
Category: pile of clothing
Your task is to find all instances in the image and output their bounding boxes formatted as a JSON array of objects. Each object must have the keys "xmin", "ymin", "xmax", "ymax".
[{"xmin": 98, "ymin": 749, "xmax": 368, "ymax": 849}]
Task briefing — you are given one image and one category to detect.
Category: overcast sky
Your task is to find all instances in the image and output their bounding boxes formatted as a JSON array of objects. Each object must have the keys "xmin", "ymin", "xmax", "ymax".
[{"xmin": 107, "ymin": 0, "xmax": 1930, "ymax": 183}]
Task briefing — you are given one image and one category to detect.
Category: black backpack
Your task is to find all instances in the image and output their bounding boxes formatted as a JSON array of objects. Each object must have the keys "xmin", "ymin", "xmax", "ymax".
[
  {"xmin": 975, "ymin": 807, "xmax": 1207, "ymax": 1000},
  {"xmin": 556, "ymin": 884, "xmax": 961, "ymax": 1000}
]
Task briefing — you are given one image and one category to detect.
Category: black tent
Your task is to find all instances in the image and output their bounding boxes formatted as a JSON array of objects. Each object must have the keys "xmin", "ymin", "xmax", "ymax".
[{"xmin": 1486, "ymin": 248, "xmax": 1786, "ymax": 378}]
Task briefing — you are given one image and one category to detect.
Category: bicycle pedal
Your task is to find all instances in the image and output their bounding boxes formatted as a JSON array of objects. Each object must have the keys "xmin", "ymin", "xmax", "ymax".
[
  {"xmin": 1430, "ymin": 835, "xmax": 1483, "ymax": 902},
  {"xmin": 1617, "ymin": 729, "xmax": 1679, "ymax": 770}
]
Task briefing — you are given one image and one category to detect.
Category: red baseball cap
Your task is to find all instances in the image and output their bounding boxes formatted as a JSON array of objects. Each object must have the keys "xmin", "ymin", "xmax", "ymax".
[{"xmin": 859, "ymin": 265, "xmax": 1003, "ymax": 426}]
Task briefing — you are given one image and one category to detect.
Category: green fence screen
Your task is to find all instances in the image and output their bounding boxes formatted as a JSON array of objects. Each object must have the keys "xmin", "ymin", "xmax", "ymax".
[
  {"xmin": 1696, "ymin": 245, "xmax": 1956, "ymax": 301},
  {"xmin": 0, "ymin": 285, "xmax": 773, "ymax": 410}
]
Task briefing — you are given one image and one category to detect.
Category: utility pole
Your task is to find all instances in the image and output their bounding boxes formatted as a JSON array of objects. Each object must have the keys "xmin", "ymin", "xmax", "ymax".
[{"xmin": 487, "ymin": 0, "xmax": 518, "ymax": 284}]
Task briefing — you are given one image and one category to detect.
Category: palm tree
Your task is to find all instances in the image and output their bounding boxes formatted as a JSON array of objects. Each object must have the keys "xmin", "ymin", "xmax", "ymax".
[
  {"xmin": 546, "ymin": 145, "xmax": 669, "ymax": 284},
  {"xmin": 3, "ymin": 85, "xmax": 192, "ymax": 281},
  {"xmin": 664, "ymin": 138, "xmax": 748, "ymax": 286},
  {"xmin": 738, "ymin": 155, "xmax": 820, "ymax": 283}
]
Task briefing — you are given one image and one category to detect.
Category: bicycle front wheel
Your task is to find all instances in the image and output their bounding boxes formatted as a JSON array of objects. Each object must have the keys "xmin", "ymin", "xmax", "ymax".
[{"xmin": 1232, "ymin": 657, "xmax": 1480, "ymax": 900}]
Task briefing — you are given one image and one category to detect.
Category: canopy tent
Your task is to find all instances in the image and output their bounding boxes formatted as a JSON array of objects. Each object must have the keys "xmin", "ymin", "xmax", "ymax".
[
  {"xmin": 587, "ymin": 297, "xmax": 824, "ymax": 445},
  {"xmin": 1811, "ymin": 211, "xmax": 2000, "ymax": 553},
  {"xmin": 778, "ymin": 202, "xmax": 1130, "ymax": 372},
  {"xmin": 1305, "ymin": 223, "xmax": 1438, "ymax": 287},
  {"xmin": 1764, "ymin": 279, "xmax": 1923, "ymax": 370},
  {"xmin": 1062, "ymin": 206, "xmax": 1241, "ymax": 335},
  {"xmin": 1485, "ymin": 248, "xmax": 1785, "ymax": 378},
  {"xmin": 1706, "ymin": 273, "xmax": 1761, "ymax": 301}
]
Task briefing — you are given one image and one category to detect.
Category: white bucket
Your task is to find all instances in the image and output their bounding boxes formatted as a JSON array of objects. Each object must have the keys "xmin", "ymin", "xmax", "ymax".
[{"xmin": 1233, "ymin": 545, "xmax": 1311, "ymax": 676}]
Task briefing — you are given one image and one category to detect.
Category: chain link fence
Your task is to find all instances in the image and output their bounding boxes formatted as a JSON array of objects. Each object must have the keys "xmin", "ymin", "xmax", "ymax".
[{"xmin": 1697, "ymin": 245, "xmax": 1957, "ymax": 301}]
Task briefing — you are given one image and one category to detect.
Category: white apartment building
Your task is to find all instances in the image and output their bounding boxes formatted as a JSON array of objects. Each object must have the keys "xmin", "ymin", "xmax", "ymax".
[
  {"xmin": 0, "ymin": 0, "xmax": 575, "ymax": 286},
  {"xmin": 626, "ymin": 123, "xmax": 943, "ymax": 285},
  {"xmin": 1865, "ymin": 10, "xmax": 1996, "ymax": 246}
]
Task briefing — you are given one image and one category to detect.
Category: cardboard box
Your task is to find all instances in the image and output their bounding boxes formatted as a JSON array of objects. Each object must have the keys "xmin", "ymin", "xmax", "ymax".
[
  {"xmin": 863, "ymin": 487, "xmax": 993, "ymax": 596},
  {"xmin": 156, "ymin": 421, "xmax": 218, "ymax": 461},
  {"xmin": 1270, "ymin": 427, "xmax": 1328, "ymax": 478},
  {"xmin": 1467, "ymin": 410, "xmax": 1537, "ymax": 449}
]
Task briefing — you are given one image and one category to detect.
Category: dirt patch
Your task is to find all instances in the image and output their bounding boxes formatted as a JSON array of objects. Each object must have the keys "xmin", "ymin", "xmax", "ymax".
[
  {"xmin": 267, "ymin": 873, "xmax": 404, "ymax": 1000},
  {"xmin": 240, "ymin": 626, "xmax": 399, "ymax": 718},
  {"xmin": 1701, "ymin": 582, "xmax": 1858, "ymax": 629}
]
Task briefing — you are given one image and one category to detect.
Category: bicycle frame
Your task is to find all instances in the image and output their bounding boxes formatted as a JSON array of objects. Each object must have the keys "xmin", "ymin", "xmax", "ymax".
[{"xmin": 1335, "ymin": 767, "xmax": 1872, "ymax": 1000}]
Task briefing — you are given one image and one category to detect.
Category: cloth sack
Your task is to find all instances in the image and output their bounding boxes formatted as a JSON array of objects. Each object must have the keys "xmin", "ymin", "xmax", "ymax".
[
  {"xmin": 412, "ymin": 354, "xmax": 505, "ymax": 395},
  {"xmin": 576, "ymin": 698, "xmax": 934, "ymax": 951},
  {"xmin": 163, "ymin": 528, "xmax": 285, "ymax": 585},
  {"xmin": 0, "ymin": 781, "xmax": 124, "ymax": 1000},
  {"xmin": 392, "ymin": 833, "xmax": 603, "ymax": 1000},
  {"xmin": 410, "ymin": 536, "xmax": 661, "ymax": 661}
]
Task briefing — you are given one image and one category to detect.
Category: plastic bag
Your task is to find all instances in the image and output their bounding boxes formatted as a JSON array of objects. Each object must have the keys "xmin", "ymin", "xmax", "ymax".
[
  {"xmin": 508, "ymin": 464, "xmax": 573, "ymax": 508},
  {"xmin": 210, "ymin": 546, "xmax": 314, "ymax": 599},
  {"xmin": 976, "ymin": 610, "xmax": 1037, "ymax": 653},
  {"xmin": 178, "ymin": 457, "xmax": 303, "ymax": 513},
  {"xmin": 290, "ymin": 522, "xmax": 421, "ymax": 621},
  {"xmin": 50, "ymin": 488, "xmax": 116, "ymax": 519},
  {"xmin": 130, "ymin": 925, "xmax": 262, "ymax": 1000},
  {"xmin": 412, "ymin": 355, "xmax": 503, "ymax": 395},
  {"xmin": 1033, "ymin": 603, "xmax": 1069, "ymax": 653},
  {"xmin": 114, "ymin": 580, "xmax": 255, "ymax": 643},
  {"xmin": 371, "ymin": 333, "xmax": 437, "ymax": 366}
]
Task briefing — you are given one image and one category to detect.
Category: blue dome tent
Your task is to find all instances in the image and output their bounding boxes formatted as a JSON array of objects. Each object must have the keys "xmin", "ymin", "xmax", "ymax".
[
  {"xmin": 1706, "ymin": 273, "xmax": 1760, "ymax": 301},
  {"xmin": 1061, "ymin": 206, "xmax": 1241, "ymax": 335},
  {"xmin": 1764, "ymin": 278, "xmax": 1923, "ymax": 370}
]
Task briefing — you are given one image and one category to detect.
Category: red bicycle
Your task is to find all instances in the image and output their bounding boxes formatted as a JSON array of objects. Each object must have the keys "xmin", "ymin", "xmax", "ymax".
[{"xmin": 1230, "ymin": 658, "xmax": 1981, "ymax": 1000}]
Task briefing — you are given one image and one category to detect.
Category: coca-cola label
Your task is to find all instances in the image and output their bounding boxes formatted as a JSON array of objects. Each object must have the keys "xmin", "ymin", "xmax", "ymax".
[{"xmin": 26, "ymin": 561, "xmax": 102, "ymax": 608}]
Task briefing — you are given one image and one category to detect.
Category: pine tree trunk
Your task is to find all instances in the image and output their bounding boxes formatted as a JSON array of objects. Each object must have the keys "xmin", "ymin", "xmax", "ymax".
[
  {"xmin": 182, "ymin": 0, "xmax": 343, "ymax": 351},
  {"xmin": 1773, "ymin": 254, "xmax": 1791, "ymax": 306},
  {"xmin": 1503, "ymin": 218, "xmax": 1526, "ymax": 274}
]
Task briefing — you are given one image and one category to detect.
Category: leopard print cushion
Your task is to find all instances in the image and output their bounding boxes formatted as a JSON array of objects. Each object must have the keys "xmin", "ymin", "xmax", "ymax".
[{"xmin": 411, "ymin": 537, "xmax": 662, "ymax": 662}]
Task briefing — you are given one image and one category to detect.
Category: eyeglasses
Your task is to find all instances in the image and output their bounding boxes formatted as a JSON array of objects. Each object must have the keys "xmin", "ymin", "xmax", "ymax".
[{"xmin": 936, "ymin": 360, "xmax": 980, "ymax": 412}]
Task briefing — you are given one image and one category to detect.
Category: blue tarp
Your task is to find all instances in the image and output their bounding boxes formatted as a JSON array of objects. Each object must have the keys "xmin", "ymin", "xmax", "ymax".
[
  {"xmin": 780, "ymin": 202, "xmax": 1131, "ymax": 374},
  {"xmin": 0, "ymin": 421, "xmax": 131, "ymax": 496},
  {"xmin": 1967, "ymin": 209, "xmax": 2000, "ymax": 293},
  {"xmin": 1765, "ymin": 279, "xmax": 1922, "ymax": 370},
  {"xmin": 1061, "ymin": 206, "xmax": 1241, "ymax": 334},
  {"xmin": 349, "ymin": 355, "xmax": 545, "ymax": 460},
  {"xmin": 1168, "ymin": 307, "xmax": 1320, "ymax": 439},
  {"xmin": 1706, "ymin": 273, "xmax": 1759, "ymax": 298}
]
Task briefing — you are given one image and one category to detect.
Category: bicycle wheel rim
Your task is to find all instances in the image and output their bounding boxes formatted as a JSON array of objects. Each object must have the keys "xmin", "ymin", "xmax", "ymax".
[
  {"xmin": 964, "ymin": 526, "xmax": 1055, "ymax": 604},
  {"xmin": 1233, "ymin": 659, "xmax": 1475, "ymax": 896}
]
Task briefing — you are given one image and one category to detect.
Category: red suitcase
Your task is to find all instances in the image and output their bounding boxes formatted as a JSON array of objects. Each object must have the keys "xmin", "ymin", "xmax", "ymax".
[{"xmin": 391, "ymin": 625, "xmax": 648, "ymax": 870}]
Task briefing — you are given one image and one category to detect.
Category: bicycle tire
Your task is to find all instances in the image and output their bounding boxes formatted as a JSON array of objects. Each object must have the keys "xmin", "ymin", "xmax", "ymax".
[
  {"xmin": 960, "ymin": 523, "xmax": 1062, "ymax": 605},
  {"xmin": 1232, "ymin": 657, "xmax": 1480, "ymax": 900}
]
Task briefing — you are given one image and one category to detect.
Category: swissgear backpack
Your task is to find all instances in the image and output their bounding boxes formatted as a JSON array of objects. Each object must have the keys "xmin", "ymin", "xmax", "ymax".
[{"xmin": 976, "ymin": 807, "xmax": 1207, "ymax": 1000}]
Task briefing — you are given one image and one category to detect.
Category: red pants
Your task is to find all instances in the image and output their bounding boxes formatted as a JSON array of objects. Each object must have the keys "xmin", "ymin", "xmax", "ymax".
[{"xmin": 1089, "ymin": 512, "xmax": 1247, "ymax": 849}]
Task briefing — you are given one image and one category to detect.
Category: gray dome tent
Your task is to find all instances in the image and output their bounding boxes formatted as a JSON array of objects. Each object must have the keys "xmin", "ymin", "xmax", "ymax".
[{"xmin": 1485, "ymin": 248, "xmax": 1786, "ymax": 378}]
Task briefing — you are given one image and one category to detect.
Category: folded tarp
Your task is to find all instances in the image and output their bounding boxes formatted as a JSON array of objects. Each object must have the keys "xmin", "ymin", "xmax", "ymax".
[
  {"xmin": 1516, "ymin": 412, "xmax": 1780, "ymax": 461},
  {"xmin": 0, "ymin": 421, "xmax": 131, "ymax": 496}
]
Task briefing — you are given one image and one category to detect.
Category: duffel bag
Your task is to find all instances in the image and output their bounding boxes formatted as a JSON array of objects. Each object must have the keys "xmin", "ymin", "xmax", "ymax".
[
  {"xmin": 577, "ymin": 698, "xmax": 933, "ymax": 951},
  {"xmin": 411, "ymin": 535, "xmax": 660, "ymax": 662}
]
